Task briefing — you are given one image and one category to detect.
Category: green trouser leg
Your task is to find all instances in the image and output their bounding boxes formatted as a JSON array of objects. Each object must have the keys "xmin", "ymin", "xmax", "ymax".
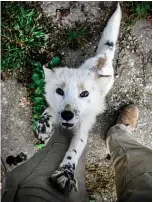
[
  {"xmin": 2, "ymin": 128, "xmax": 89, "ymax": 202},
  {"xmin": 106, "ymin": 124, "xmax": 152, "ymax": 202}
]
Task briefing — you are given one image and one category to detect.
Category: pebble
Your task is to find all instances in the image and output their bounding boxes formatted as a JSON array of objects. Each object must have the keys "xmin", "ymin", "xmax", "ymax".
[{"xmin": 128, "ymin": 35, "xmax": 132, "ymax": 40}]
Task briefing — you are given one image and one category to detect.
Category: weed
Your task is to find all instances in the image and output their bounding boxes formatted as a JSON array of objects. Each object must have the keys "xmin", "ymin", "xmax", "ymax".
[
  {"xmin": 131, "ymin": 2, "xmax": 152, "ymax": 19},
  {"xmin": 1, "ymin": 2, "xmax": 47, "ymax": 74},
  {"xmin": 28, "ymin": 57, "xmax": 60, "ymax": 131},
  {"xmin": 28, "ymin": 61, "xmax": 46, "ymax": 131},
  {"xmin": 65, "ymin": 24, "xmax": 90, "ymax": 49}
]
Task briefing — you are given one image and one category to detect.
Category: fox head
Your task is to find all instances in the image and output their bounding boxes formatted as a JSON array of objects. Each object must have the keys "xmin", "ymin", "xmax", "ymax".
[{"xmin": 43, "ymin": 66, "xmax": 105, "ymax": 129}]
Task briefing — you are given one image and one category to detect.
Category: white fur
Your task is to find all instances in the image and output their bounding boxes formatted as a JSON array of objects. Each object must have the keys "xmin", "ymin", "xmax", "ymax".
[
  {"xmin": 96, "ymin": 3, "xmax": 122, "ymax": 57},
  {"xmin": 37, "ymin": 4, "xmax": 122, "ymax": 191}
]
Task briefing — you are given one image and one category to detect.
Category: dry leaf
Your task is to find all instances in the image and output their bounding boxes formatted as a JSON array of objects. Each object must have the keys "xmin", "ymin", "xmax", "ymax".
[{"xmin": 19, "ymin": 96, "xmax": 30, "ymax": 107}]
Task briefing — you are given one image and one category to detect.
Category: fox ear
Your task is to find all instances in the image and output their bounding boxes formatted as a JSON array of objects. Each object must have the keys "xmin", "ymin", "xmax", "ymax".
[
  {"xmin": 80, "ymin": 53, "xmax": 113, "ymax": 77},
  {"xmin": 43, "ymin": 66, "xmax": 54, "ymax": 82},
  {"xmin": 95, "ymin": 55, "xmax": 107, "ymax": 75},
  {"xmin": 94, "ymin": 54, "xmax": 113, "ymax": 77}
]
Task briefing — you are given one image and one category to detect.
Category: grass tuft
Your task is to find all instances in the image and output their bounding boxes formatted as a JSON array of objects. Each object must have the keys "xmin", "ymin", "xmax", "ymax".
[
  {"xmin": 65, "ymin": 25, "xmax": 90, "ymax": 49},
  {"xmin": 131, "ymin": 1, "xmax": 152, "ymax": 19},
  {"xmin": 2, "ymin": 2, "xmax": 48, "ymax": 75}
]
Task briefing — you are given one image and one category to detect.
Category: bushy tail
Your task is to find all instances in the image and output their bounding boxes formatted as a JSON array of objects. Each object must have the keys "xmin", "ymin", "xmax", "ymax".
[{"xmin": 96, "ymin": 3, "xmax": 122, "ymax": 59}]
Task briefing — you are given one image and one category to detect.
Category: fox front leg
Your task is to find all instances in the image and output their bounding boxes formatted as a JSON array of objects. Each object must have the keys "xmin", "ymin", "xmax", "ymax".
[{"xmin": 52, "ymin": 130, "xmax": 88, "ymax": 192}]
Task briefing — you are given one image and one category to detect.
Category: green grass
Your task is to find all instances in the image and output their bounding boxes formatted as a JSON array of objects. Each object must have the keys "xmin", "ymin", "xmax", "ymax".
[
  {"xmin": 28, "ymin": 61, "xmax": 46, "ymax": 131},
  {"xmin": 2, "ymin": 2, "xmax": 91, "ymax": 74},
  {"xmin": 28, "ymin": 57, "xmax": 60, "ymax": 131},
  {"xmin": 65, "ymin": 25, "xmax": 90, "ymax": 49},
  {"xmin": 2, "ymin": 2, "xmax": 48, "ymax": 74},
  {"xmin": 131, "ymin": 1, "xmax": 152, "ymax": 19},
  {"xmin": 119, "ymin": 2, "xmax": 152, "ymax": 29}
]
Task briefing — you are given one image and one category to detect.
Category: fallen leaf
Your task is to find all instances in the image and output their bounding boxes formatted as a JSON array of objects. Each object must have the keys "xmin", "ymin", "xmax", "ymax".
[{"xmin": 19, "ymin": 97, "xmax": 30, "ymax": 107}]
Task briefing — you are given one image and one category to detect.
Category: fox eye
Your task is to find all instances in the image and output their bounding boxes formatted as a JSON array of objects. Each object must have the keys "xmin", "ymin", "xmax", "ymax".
[
  {"xmin": 56, "ymin": 88, "xmax": 64, "ymax": 96},
  {"xmin": 80, "ymin": 91, "xmax": 89, "ymax": 98}
]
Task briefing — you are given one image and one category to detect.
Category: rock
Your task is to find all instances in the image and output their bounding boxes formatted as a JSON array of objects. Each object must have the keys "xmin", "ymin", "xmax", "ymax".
[{"xmin": 1, "ymin": 79, "xmax": 36, "ymax": 172}]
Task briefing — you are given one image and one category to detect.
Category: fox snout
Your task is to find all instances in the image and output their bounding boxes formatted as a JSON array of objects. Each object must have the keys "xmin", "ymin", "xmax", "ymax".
[
  {"xmin": 60, "ymin": 104, "xmax": 77, "ymax": 129},
  {"xmin": 61, "ymin": 104, "xmax": 75, "ymax": 121},
  {"xmin": 61, "ymin": 110, "xmax": 74, "ymax": 121}
]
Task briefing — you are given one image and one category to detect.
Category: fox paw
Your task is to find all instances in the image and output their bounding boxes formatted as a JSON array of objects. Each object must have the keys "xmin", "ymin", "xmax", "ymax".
[
  {"xmin": 36, "ymin": 112, "xmax": 53, "ymax": 142},
  {"xmin": 52, "ymin": 163, "xmax": 78, "ymax": 192}
]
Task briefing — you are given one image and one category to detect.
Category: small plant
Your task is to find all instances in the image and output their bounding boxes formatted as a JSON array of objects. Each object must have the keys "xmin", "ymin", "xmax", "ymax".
[
  {"xmin": 131, "ymin": 2, "xmax": 152, "ymax": 19},
  {"xmin": 28, "ymin": 61, "xmax": 46, "ymax": 131},
  {"xmin": 1, "ymin": 2, "xmax": 47, "ymax": 75},
  {"xmin": 29, "ymin": 56, "xmax": 60, "ymax": 131},
  {"xmin": 65, "ymin": 25, "xmax": 90, "ymax": 48}
]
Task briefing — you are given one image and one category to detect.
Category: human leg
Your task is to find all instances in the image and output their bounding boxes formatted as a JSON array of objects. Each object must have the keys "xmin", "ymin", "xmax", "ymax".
[
  {"xmin": 2, "ymin": 127, "xmax": 88, "ymax": 202},
  {"xmin": 106, "ymin": 105, "xmax": 152, "ymax": 202}
]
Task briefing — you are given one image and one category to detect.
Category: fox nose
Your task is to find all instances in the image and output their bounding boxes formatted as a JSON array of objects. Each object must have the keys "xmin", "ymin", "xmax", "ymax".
[{"xmin": 61, "ymin": 110, "xmax": 74, "ymax": 121}]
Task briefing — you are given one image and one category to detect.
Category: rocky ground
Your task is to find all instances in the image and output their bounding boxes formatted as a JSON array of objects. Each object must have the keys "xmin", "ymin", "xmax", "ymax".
[{"xmin": 1, "ymin": 2, "xmax": 152, "ymax": 201}]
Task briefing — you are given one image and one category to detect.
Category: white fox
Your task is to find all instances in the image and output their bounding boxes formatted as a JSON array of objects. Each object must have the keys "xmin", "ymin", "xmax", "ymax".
[{"xmin": 36, "ymin": 3, "xmax": 122, "ymax": 192}]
